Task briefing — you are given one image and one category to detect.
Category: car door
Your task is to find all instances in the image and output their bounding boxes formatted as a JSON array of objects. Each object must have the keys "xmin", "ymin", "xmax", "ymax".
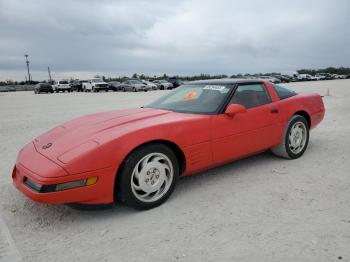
[
  {"xmin": 122, "ymin": 80, "xmax": 130, "ymax": 91},
  {"xmin": 211, "ymin": 83, "xmax": 281, "ymax": 165}
]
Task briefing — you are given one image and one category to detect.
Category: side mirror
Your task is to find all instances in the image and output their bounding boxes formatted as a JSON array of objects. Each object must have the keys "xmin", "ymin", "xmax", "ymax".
[{"xmin": 225, "ymin": 104, "xmax": 247, "ymax": 117}]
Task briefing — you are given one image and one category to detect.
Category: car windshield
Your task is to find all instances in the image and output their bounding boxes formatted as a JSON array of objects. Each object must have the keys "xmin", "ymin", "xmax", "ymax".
[
  {"xmin": 146, "ymin": 84, "xmax": 232, "ymax": 114},
  {"xmin": 60, "ymin": 81, "xmax": 69, "ymax": 84},
  {"xmin": 91, "ymin": 79, "xmax": 102, "ymax": 83}
]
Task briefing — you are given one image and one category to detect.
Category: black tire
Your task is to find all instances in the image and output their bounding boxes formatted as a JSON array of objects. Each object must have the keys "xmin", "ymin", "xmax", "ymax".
[
  {"xmin": 116, "ymin": 143, "xmax": 179, "ymax": 210},
  {"xmin": 271, "ymin": 115, "xmax": 309, "ymax": 159},
  {"xmin": 133, "ymin": 87, "xmax": 136, "ymax": 92},
  {"xmin": 122, "ymin": 87, "xmax": 126, "ymax": 92}
]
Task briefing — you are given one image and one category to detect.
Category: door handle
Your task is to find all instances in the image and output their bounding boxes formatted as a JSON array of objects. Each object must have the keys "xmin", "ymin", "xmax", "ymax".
[{"xmin": 270, "ymin": 108, "xmax": 279, "ymax": 114}]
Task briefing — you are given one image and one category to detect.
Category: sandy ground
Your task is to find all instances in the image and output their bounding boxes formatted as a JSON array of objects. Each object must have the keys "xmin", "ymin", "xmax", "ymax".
[{"xmin": 0, "ymin": 80, "xmax": 350, "ymax": 262}]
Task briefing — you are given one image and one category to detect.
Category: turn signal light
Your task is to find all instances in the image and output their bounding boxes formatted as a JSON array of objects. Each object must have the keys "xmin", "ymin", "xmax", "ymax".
[{"xmin": 85, "ymin": 176, "xmax": 98, "ymax": 186}]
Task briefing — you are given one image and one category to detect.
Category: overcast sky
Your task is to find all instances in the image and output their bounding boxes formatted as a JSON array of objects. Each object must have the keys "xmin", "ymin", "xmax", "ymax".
[{"xmin": 0, "ymin": 0, "xmax": 349, "ymax": 81}]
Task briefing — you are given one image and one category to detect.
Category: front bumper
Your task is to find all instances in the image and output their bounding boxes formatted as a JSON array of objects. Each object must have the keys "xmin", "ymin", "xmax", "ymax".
[
  {"xmin": 12, "ymin": 143, "xmax": 117, "ymax": 205},
  {"xmin": 95, "ymin": 85, "xmax": 109, "ymax": 89}
]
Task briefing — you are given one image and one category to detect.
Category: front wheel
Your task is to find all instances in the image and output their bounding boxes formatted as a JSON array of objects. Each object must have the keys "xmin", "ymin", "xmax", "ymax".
[
  {"xmin": 271, "ymin": 115, "xmax": 309, "ymax": 159},
  {"xmin": 116, "ymin": 143, "xmax": 179, "ymax": 210}
]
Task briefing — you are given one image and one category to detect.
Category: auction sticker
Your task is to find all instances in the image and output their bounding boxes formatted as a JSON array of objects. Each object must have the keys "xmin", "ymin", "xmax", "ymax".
[
  {"xmin": 203, "ymin": 85, "xmax": 228, "ymax": 93},
  {"xmin": 183, "ymin": 91, "xmax": 198, "ymax": 99}
]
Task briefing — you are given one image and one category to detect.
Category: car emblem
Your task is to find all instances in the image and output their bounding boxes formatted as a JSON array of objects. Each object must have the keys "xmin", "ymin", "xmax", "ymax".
[{"xmin": 42, "ymin": 143, "xmax": 52, "ymax": 149}]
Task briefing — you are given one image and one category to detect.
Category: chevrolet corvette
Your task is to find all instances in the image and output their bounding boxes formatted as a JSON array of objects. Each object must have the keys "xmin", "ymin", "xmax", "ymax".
[{"xmin": 12, "ymin": 79, "xmax": 325, "ymax": 210}]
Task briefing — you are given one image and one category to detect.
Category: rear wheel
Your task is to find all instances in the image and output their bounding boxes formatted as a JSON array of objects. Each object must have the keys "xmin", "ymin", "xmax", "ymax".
[
  {"xmin": 271, "ymin": 115, "xmax": 309, "ymax": 159},
  {"xmin": 116, "ymin": 143, "xmax": 179, "ymax": 210}
]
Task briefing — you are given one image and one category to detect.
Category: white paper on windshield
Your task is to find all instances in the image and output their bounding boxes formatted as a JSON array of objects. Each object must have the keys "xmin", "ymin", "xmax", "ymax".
[{"xmin": 203, "ymin": 85, "xmax": 228, "ymax": 93}]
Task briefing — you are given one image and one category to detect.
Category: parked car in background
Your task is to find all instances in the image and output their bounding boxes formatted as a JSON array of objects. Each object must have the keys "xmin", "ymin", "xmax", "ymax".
[
  {"xmin": 335, "ymin": 74, "xmax": 347, "ymax": 79},
  {"xmin": 34, "ymin": 83, "xmax": 54, "ymax": 94},
  {"xmin": 119, "ymin": 79, "xmax": 151, "ymax": 92},
  {"xmin": 296, "ymin": 74, "xmax": 313, "ymax": 81},
  {"xmin": 108, "ymin": 81, "xmax": 122, "ymax": 91},
  {"xmin": 70, "ymin": 80, "xmax": 87, "ymax": 92},
  {"xmin": 53, "ymin": 80, "xmax": 72, "ymax": 92},
  {"xmin": 0, "ymin": 86, "xmax": 8, "ymax": 92},
  {"xmin": 152, "ymin": 79, "xmax": 174, "ymax": 90},
  {"xmin": 142, "ymin": 80, "xmax": 158, "ymax": 90},
  {"xmin": 167, "ymin": 78, "xmax": 183, "ymax": 88},
  {"xmin": 82, "ymin": 78, "xmax": 109, "ymax": 92},
  {"xmin": 0, "ymin": 86, "xmax": 16, "ymax": 92},
  {"xmin": 258, "ymin": 76, "xmax": 281, "ymax": 84},
  {"xmin": 318, "ymin": 73, "xmax": 333, "ymax": 80},
  {"xmin": 314, "ymin": 74, "xmax": 326, "ymax": 81},
  {"xmin": 273, "ymin": 75, "xmax": 292, "ymax": 83}
]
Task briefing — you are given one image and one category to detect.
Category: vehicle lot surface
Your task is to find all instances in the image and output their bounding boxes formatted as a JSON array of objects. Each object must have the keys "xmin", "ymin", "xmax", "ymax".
[{"xmin": 1, "ymin": 80, "xmax": 350, "ymax": 262}]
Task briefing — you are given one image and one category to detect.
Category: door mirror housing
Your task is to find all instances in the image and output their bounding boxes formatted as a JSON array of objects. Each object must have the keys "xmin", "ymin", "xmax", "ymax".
[{"xmin": 225, "ymin": 104, "xmax": 247, "ymax": 117}]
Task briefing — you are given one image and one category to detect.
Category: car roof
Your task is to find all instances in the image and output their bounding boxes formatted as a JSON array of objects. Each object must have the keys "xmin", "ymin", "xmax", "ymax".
[{"xmin": 187, "ymin": 78, "xmax": 264, "ymax": 85}]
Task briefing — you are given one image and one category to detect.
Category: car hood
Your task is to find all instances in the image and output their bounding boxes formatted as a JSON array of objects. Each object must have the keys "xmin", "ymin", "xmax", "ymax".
[{"xmin": 34, "ymin": 108, "xmax": 172, "ymax": 159}]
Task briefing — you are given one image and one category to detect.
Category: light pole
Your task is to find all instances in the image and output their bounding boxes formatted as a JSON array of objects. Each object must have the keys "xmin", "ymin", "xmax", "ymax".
[
  {"xmin": 48, "ymin": 67, "xmax": 52, "ymax": 83},
  {"xmin": 24, "ymin": 54, "xmax": 31, "ymax": 83}
]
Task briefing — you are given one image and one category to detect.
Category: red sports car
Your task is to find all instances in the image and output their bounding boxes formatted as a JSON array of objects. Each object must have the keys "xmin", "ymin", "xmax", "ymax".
[{"xmin": 12, "ymin": 79, "xmax": 325, "ymax": 210}]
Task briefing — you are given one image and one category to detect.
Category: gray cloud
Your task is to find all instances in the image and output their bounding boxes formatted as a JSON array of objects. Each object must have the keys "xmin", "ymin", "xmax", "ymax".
[{"xmin": 0, "ymin": 0, "xmax": 349, "ymax": 80}]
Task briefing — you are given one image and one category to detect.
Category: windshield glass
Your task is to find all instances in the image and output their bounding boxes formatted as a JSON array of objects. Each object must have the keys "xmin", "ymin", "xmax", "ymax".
[
  {"xmin": 59, "ymin": 81, "xmax": 69, "ymax": 84},
  {"xmin": 146, "ymin": 84, "xmax": 232, "ymax": 114},
  {"xmin": 91, "ymin": 79, "xmax": 102, "ymax": 83}
]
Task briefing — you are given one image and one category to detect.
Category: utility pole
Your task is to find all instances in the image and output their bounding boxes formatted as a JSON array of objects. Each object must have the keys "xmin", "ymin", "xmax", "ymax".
[
  {"xmin": 24, "ymin": 54, "xmax": 31, "ymax": 83},
  {"xmin": 48, "ymin": 67, "xmax": 52, "ymax": 83}
]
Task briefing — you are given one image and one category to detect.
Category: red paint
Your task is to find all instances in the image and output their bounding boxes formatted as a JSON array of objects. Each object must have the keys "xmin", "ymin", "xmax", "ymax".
[{"xmin": 13, "ymin": 81, "xmax": 325, "ymax": 204}]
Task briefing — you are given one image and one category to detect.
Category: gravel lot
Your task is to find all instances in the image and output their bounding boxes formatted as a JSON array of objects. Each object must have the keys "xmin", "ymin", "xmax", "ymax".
[{"xmin": 1, "ymin": 80, "xmax": 350, "ymax": 262}]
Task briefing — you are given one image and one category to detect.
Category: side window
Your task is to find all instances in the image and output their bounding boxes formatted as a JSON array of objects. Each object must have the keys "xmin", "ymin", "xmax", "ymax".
[
  {"xmin": 273, "ymin": 84, "xmax": 296, "ymax": 100},
  {"xmin": 230, "ymin": 84, "xmax": 271, "ymax": 109}
]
